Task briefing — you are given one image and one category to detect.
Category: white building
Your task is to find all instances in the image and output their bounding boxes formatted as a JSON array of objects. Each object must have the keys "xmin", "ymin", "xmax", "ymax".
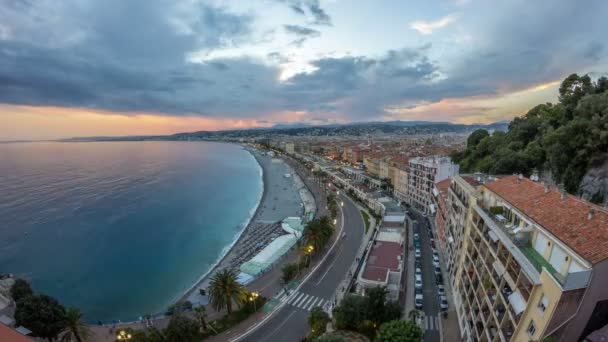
[{"xmin": 406, "ymin": 156, "xmax": 459, "ymax": 215}]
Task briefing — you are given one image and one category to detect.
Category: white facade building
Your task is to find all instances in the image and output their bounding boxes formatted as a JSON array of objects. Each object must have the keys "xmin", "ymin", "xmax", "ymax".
[{"xmin": 406, "ymin": 156, "xmax": 459, "ymax": 215}]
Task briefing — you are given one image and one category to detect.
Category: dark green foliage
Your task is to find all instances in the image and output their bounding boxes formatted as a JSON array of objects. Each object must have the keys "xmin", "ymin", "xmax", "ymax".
[
  {"xmin": 452, "ymin": 73, "xmax": 608, "ymax": 195},
  {"xmin": 375, "ymin": 320, "xmax": 423, "ymax": 342},
  {"xmin": 10, "ymin": 278, "xmax": 33, "ymax": 303},
  {"xmin": 281, "ymin": 263, "xmax": 299, "ymax": 284},
  {"xmin": 489, "ymin": 206, "xmax": 504, "ymax": 215},
  {"xmin": 163, "ymin": 314, "xmax": 201, "ymax": 342},
  {"xmin": 15, "ymin": 294, "xmax": 67, "ymax": 341},
  {"xmin": 333, "ymin": 295, "xmax": 368, "ymax": 331},
  {"xmin": 303, "ymin": 216, "xmax": 334, "ymax": 254},
  {"xmin": 314, "ymin": 336, "xmax": 345, "ymax": 342},
  {"xmin": 308, "ymin": 306, "xmax": 331, "ymax": 338}
]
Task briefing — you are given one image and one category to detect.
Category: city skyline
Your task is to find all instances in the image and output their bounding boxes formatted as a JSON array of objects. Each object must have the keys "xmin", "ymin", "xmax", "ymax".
[{"xmin": 1, "ymin": 0, "xmax": 607, "ymax": 140}]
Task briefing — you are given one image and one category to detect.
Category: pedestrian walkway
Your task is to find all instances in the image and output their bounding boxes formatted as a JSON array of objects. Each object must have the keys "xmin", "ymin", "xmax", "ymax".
[
  {"xmin": 418, "ymin": 314, "xmax": 440, "ymax": 332},
  {"xmin": 279, "ymin": 290, "xmax": 330, "ymax": 312}
]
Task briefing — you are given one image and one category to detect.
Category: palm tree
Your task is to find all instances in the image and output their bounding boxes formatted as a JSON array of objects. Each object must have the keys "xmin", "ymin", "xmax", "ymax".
[
  {"xmin": 302, "ymin": 220, "xmax": 331, "ymax": 253},
  {"xmin": 60, "ymin": 308, "xmax": 91, "ymax": 342},
  {"xmin": 209, "ymin": 269, "xmax": 244, "ymax": 314},
  {"xmin": 194, "ymin": 306, "xmax": 208, "ymax": 332}
]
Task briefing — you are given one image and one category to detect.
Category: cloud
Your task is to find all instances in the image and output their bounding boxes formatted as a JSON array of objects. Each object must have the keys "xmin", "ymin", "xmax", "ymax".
[
  {"xmin": 410, "ymin": 14, "xmax": 457, "ymax": 34},
  {"xmin": 279, "ymin": 0, "xmax": 332, "ymax": 25},
  {"xmin": 283, "ymin": 24, "xmax": 321, "ymax": 46}
]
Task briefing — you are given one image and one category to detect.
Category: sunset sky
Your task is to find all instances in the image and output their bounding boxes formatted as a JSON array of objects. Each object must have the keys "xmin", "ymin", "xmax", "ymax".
[{"xmin": 1, "ymin": 0, "xmax": 607, "ymax": 140}]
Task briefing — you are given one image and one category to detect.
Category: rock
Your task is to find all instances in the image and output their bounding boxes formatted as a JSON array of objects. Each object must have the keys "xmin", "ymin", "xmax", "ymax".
[{"xmin": 579, "ymin": 158, "xmax": 608, "ymax": 206}]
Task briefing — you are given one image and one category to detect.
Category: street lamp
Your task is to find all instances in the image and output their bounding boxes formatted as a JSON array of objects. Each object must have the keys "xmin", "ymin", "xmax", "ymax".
[
  {"xmin": 249, "ymin": 291, "xmax": 259, "ymax": 312},
  {"xmin": 340, "ymin": 201, "xmax": 344, "ymax": 207},
  {"xmin": 117, "ymin": 330, "xmax": 132, "ymax": 341},
  {"xmin": 333, "ymin": 219, "xmax": 337, "ymax": 225},
  {"xmin": 306, "ymin": 245, "xmax": 314, "ymax": 267}
]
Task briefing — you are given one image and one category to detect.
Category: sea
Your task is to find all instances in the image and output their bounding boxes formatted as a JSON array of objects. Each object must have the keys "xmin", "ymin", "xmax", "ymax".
[{"xmin": 0, "ymin": 141, "xmax": 263, "ymax": 322}]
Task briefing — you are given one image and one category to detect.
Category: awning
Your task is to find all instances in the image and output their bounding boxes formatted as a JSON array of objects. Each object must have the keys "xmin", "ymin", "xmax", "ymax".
[
  {"xmin": 512, "ymin": 227, "xmax": 523, "ymax": 234},
  {"xmin": 508, "ymin": 291, "xmax": 526, "ymax": 315},
  {"xmin": 492, "ymin": 260, "xmax": 505, "ymax": 276},
  {"xmin": 495, "ymin": 214, "xmax": 507, "ymax": 222},
  {"xmin": 488, "ymin": 231, "xmax": 499, "ymax": 242}
]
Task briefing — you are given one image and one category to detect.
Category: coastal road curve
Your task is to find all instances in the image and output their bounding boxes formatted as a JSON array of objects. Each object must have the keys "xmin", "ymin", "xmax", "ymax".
[{"xmin": 237, "ymin": 192, "xmax": 365, "ymax": 342}]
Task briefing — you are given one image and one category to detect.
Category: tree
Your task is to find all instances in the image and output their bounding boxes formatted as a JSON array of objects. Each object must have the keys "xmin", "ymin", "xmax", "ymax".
[
  {"xmin": 332, "ymin": 295, "xmax": 367, "ymax": 331},
  {"xmin": 308, "ymin": 306, "xmax": 331, "ymax": 338},
  {"xmin": 163, "ymin": 314, "xmax": 201, "ymax": 342},
  {"xmin": 15, "ymin": 294, "xmax": 67, "ymax": 341},
  {"xmin": 60, "ymin": 308, "xmax": 91, "ymax": 342},
  {"xmin": 366, "ymin": 287, "xmax": 388, "ymax": 325},
  {"xmin": 10, "ymin": 278, "xmax": 33, "ymax": 304},
  {"xmin": 281, "ymin": 263, "xmax": 298, "ymax": 284},
  {"xmin": 375, "ymin": 320, "xmax": 423, "ymax": 342},
  {"xmin": 193, "ymin": 306, "xmax": 208, "ymax": 332},
  {"xmin": 408, "ymin": 309, "xmax": 423, "ymax": 322},
  {"xmin": 467, "ymin": 129, "xmax": 489, "ymax": 148},
  {"xmin": 302, "ymin": 218, "xmax": 333, "ymax": 253},
  {"xmin": 208, "ymin": 269, "xmax": 244, "ymax": 314}
]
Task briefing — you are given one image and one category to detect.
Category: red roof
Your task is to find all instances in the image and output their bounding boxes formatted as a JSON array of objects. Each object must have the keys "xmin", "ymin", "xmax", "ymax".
[
  {"xmin": 362, "ymin": 241, "xmax": 402, "ymax": 281},
  {"xmin": 382, "ymin": 221, "xmax": 404, "ymax": 228},
  {"xmin": 461, "ymin": 175, "xmax": 482, "ymax": 187},
  {"xmin": 0, "ymin": 324, "xmax": 33, "ymax": 342},
  {"xmin": 484, "ymin": 176, "xmax": 608, "ymax": 264}
]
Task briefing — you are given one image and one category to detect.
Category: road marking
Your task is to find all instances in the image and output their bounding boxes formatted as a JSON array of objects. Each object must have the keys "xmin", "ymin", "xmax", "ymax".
[
  {"xmin": 287, "ymin": 292, "xmax": 303, "ymax": 305},
  {"xmin": 293, "ymin": 294, "xmax": 309, "ymax": 307},
  {"xmin": 298, "ymin": 295, "xmax": 314, "ymax": 308},
  {"xmin": 262, "ymin": 310, "xmax": 296, "ymax": 342},
  {"xmin": 315, "ymin": 242, "xmax": 345, "ymax": 285},
  {"xmin": 307, "ymin": 297, "xmax": 323, "ymax": 310}
]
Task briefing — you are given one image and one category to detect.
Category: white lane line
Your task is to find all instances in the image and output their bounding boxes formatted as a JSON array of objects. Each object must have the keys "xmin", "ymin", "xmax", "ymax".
[
  {"xmin": 310, "ymin": 297, "xmax": 323, "ymax": 310},
  {"xmin": 429, "ymin": 316, "xmax": 434, "ymax": 330},
  {"xmin": 298, "ymin": 295, "xmax": 314, "ymax": 309},
  {"xmin": 287, "ymin": 292, "xmax": 303, "ymax": 305},
  {"xmin": 306, "ymin": 297, "xmax": 321, "ymax": 310},
  {"xmin": 315, "ymin": 242, "xmax": 345, "ymax": 285},
  {"xmin": 293, "ymin": 294, "xmax": 309, "ymax": 307},
  {"xmin": 262, "ymin": 310, "xmax": 296, "ymax": 342}
]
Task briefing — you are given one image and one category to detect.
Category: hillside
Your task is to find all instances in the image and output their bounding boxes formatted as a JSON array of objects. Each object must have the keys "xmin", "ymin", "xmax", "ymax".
[{"xmin": 452, "ymin": 74, "xmax": 608, "ymax": 204}]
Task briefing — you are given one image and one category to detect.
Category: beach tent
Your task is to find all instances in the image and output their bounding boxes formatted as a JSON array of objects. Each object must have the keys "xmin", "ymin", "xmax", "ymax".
[
  {"xmin": 236, "ymin": 272, "xmax": 254, "ymax": 285},
  {"xmin": 281, "ymin": 217, "xmax": 304, "ymax": 238},
  {"xmin": 240, "ymin": 234, "xmax": 297, "ymax": 277}
]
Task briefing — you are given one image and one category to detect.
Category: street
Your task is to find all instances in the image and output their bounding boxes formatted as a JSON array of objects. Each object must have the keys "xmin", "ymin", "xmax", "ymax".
[
  {"xmin": 238, "ymin": 192, "xmax": 365, "ymax": 342},
  {"xmin": 410, "ymin": 211, "xmax": 442, "ymax": 342}
]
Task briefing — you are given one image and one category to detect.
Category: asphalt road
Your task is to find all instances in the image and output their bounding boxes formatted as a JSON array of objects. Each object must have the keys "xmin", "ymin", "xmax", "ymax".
[
  {"xmin": 240, "ymin": 192, "xmax": 365, "ymax": 342},
  {"xmin": 411, "ymin": 211, "xmax": 442, "ymax": 342}
]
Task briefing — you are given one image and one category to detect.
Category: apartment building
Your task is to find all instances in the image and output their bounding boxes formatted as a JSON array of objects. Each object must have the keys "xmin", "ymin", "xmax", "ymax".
[
  {"xmin": 433, "ymin": 178, "xmax": 451, "ymax": 253},
  {"xmin": 394, "ymin": 167, "xmax": 409, "ymax": 203},
  {"xmin": 406, "ymin": 156, "xmax": 459, "ymax": 215},
  {"xmin": 447, "ymin": 175, "xmax": 608, "ymax": 342}
]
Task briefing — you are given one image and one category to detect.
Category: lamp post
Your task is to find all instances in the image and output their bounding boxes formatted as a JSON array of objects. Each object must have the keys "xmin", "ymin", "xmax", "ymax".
[
  {"xmin": 306, "ymin": 245, "xmax": 314, "ymax": 267},
  {"xmin": 116, "ymin": 330, "xmax": 132, "ymax": 341},
  {"xmin": 249, "ymin": 291, "xmax": 259, "ymax": 312}
]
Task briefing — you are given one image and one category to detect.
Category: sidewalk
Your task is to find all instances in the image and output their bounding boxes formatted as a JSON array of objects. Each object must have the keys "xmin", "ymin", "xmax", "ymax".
[{"xmin": 403, "ymin": 215, "xmax": 415, "ymax": 318}]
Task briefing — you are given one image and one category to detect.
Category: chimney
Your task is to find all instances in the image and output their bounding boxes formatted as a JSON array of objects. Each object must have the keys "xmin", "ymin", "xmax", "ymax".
[
  {"xmin": 588, "ymin": 209, "xmax": 595, "ymax": 221},
  {"xmin": 531, "ymin": 169, "xmax": 539, "ymax": 182},
  {"xmin": 558, "ymin": 183, "xmax": 566, "ymax": 200},
  {"xmin": 543, "ymin": 182, "xmax": 550, "ymax": 194}
]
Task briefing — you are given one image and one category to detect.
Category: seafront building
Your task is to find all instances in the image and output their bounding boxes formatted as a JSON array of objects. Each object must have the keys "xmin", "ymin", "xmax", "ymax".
[
  {"xmin": 406, "ymin": 156, "xmax": 458, "ymax": 215},
  {"xmin": 444, "ymin": 174, "xmax": 608, "ymax": 342}
]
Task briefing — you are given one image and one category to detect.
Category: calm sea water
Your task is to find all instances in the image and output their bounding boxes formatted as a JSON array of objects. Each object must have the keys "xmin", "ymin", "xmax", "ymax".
[{"xmin": 0, "ymin": 141, "xmax": 262, "ymax": 322}]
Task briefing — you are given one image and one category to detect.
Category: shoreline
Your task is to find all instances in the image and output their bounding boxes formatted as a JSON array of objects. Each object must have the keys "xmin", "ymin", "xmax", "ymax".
[{"xmin": 176, "ymin": 145, "xmax": 273, "ymax": 305}]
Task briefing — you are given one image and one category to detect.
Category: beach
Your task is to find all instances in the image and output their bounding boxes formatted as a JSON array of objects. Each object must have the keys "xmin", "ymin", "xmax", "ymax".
[{"xmin": 181, "ymin": 146, "xmax": 312, "ymax": 305}]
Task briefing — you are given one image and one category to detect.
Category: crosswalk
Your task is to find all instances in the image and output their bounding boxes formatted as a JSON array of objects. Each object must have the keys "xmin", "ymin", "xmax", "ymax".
[
  {"xmin": 279, "ymin": 290, "xmax": 329, "ymax": 312},
  {"xmin": 417, "ymin": 315, "xmax": 440, "ymax": 331}
]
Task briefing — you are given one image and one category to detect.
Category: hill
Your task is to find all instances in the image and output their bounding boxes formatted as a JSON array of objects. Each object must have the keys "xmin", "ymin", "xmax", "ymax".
[{"xmin": 451, "ymin": 73, "xmax": 608, "ymax": 204}]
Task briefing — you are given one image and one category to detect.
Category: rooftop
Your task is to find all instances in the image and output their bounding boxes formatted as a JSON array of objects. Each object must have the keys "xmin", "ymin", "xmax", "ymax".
[
  {"xmin": 0, "ymin": 324, "xmax": 32, "ymax": 342},
  {"xmin": 484, "ymin": 175, "xmax": 608, "ymax": 264},
  {"xmin": 361, "ymin": 240, "xmax": 402, "ymax": 282}
]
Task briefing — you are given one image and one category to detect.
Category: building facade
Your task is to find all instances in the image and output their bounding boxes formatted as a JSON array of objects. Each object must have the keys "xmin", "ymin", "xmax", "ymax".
[
  {"xmin": 446, "ymin": 175, "xmax": 608, "ymax": 342},
  {"xmin": 406, "ymin": 156, "xmax": 459, "ymax": 215}
]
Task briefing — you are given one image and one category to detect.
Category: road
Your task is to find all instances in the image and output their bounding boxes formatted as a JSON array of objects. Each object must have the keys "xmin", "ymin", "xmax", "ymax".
[
  {"xmin": 239, "ymin": 192, "xmax": 365, "ymax": 342},
  {"xmin": 411, "ymin": 211, "xmax": 442, "ymax": 342}
]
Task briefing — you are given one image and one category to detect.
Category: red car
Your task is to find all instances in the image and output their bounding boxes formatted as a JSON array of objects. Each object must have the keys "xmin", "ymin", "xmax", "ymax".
[{"xmin": 430, "ymin": 238, "xmax": 435, "ymax": 248}]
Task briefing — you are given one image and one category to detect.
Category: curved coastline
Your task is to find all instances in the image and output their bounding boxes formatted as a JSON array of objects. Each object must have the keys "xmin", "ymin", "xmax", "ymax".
[{"xmin": 172, "ymin": 145, "xmax": 265, "ymax": 307}]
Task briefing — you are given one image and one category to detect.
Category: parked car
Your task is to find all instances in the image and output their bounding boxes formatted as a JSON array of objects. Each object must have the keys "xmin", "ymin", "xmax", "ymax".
[
  {"xmin": 415, "ymin": 294, "xmax": 424, "ymax": 309},
  {"xmin": 415, "ymin": 267, "xmax": 422, "ymax": 275},
  {"xmin": 434, "ymin": 266, "xmax": 441, "ymax": 276},
  {"xmin": 436, "ymin": 273, "xmax": 444, "ymax": 285},
  {"xmin": 415, "ymin": 274, "xmax": 423, "ymax": 289},
  {"xmin": 415, "ymin": 249, "xmax": 421, "ymax": 258},
  {"xmin": 414, "ymin": 233, "xmax": 419, "ymax": 241},
  {"xmin": 433, "ymin": 260, "xmax": 440, "ymax": 268},
  {"xmin": 415, "ymin": 287, "xmax": 423, "ymax": 295},
  {"xmin": 437, "ymin": 285, "xmax": 446, "ymax": 296},
  {"xmin": 414, "ymin": 240, "xmax": 420, "ymax": 248},
  {"xmin": 430, "ymin": 238, "xmax": 435, "ymax": 248},
  {"xmin": 439, "ymin": 296, "xmax": 449, "ymax": 311},
  {"xmin": 415, "ymin": 260, "xmax": 422, "ymax": 269}
]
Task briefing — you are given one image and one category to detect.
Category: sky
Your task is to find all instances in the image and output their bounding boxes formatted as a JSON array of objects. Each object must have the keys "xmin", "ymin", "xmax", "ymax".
[{"xmin": 0, "ymin": 0, "xmax": 607, "ymax": 140}]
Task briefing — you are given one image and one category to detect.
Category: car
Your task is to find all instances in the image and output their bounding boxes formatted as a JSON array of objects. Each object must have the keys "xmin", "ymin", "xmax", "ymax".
[
  {"xmin": 433, "ymin": 260, "xmax": 440, "ymax": 268},
  {"xmin": 415, "ymin": 287, "xmax": 423, "ymax": 295},
  {"xmin": 414, "ymin": 233, "xmax": 419, "ymax": 241},
  {"xmin": 415, "ymin": 249, "xmax": 421, "ymax": 258},
  {"xmin": 436, "ymin": 273, "xmax": 444, "ymax": 285},
  {"xmin": 415, "ymin": 267, "xmax": 422, "ymax": 275},
  {"xmin": 414, "ymin": 240, "xmax": 420, "ymax": 248},
  {"xmin": 415, "ymin": 260, "xmax": 422, "ymax": 269},
  {"xmin": 439, "ymin": 296, "xmax": 449, "ymax": 311},
  {"xmin": 430, "ymin": 238, "xmax": 435, "ymax": 248},
  {"xmin": 437, "ymin": 285, "xmax": 446, "ymax": 296},
  {"xmin": 415, "ymin": 274, "xmax": 423, "ymax": 289},
  {"xmin": 415, "ymin": 294, "xmax": 424, "ymax": 309},
  {"xmin": 434, "ymin": 266, "xmax": 441, "ymax": 275}
]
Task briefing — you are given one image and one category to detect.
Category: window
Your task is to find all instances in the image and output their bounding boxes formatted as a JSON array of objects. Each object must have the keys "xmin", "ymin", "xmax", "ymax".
[
  {"xmin": 528, "ymin": 321, "xmax": 536, "ymax": 336},
  {"xmin": 538, "ymin": 295, "xmax": 549, "ymax": 314}
]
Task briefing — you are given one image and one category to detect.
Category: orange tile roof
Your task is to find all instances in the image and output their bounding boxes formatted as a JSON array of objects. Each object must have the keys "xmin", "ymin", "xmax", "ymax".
[
  {"xmin": 484, "ymin": 176, "xmax": 608, "ymax": 264},
  {"xmin": 0, "ymin": 324, "xmax": 33, "ymax": 342}
]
